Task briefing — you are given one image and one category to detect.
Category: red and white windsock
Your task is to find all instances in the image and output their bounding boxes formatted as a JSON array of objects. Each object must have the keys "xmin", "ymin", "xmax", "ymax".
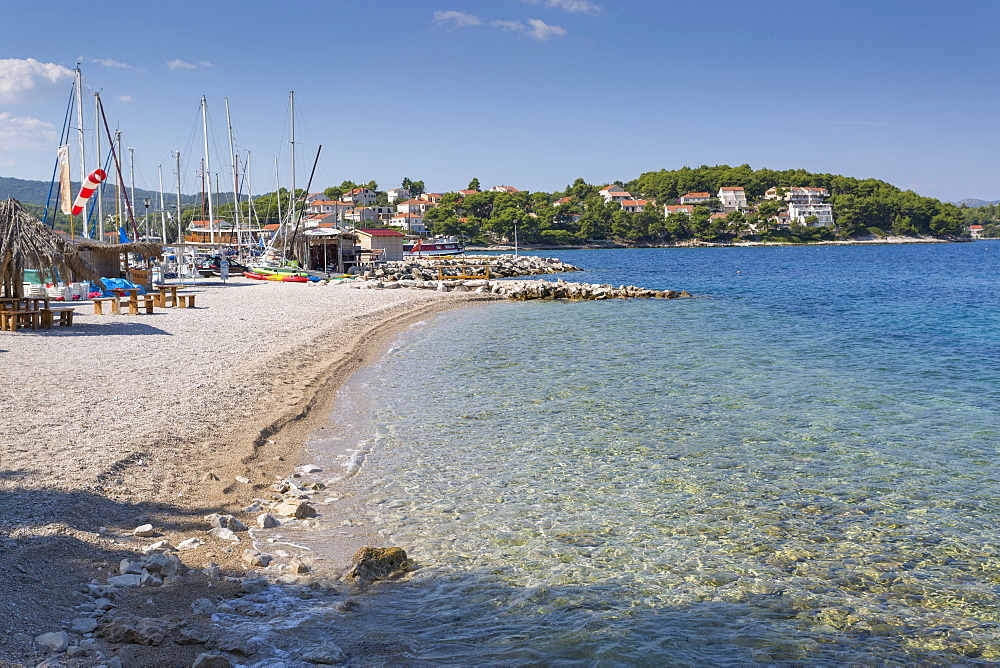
[{"xmin": 71, "ymin": 169, "xmax": 107, "ymax": 216}]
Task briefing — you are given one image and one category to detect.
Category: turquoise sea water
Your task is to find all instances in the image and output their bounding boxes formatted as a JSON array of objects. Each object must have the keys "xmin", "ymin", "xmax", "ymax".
[{"xmin": 295, "ymin": 242, "xmax": 1000, "ymax": 665}]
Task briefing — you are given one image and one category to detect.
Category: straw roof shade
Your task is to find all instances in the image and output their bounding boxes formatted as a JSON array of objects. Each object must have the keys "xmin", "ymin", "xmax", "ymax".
[
  {"xmin": 0, "ymin": 197, "xmax": 101, "ymax": 298},
  {"xmin": 73, "ymin": 239, "xmax": 163, "ymax": 260}
]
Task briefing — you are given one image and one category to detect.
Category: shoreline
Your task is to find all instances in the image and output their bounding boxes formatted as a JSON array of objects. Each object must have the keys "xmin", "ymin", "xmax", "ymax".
[
  {"xmin": 0, "ymin": 277, "xmax": 493, "ymax": 665},
  {"xmin": 467, "ymin": 234, "xmax": 972, "ymax": 253}
]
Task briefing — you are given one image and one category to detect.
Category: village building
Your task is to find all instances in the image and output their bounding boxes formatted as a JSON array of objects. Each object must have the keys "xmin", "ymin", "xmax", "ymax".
[
  {"xmin": 599, "ymin": 185, "xmax": 631, "ymax": 203},
  {"xmin": 788, "ymin": 202, "xmax": 835, "ymax": 226},
  {"xmin": 717, "ymin": 187, "xmax": 749, "ymax": 213},
  {"xmin": 391, "ymin": 211, "xmax": 426, "ymax": 235},
  {"xmin": 340, "ymin": 187, "xmax": 377, "ymax": 206},
  {"xmin": 678, "ymin": 192, "xmax": 711, "ymax": 205},
  {"xmin": 663, "ymin": 204, "xmax": 695, "ymax": 216},
  {"xmin": 490, "ymin": 185, "xmax": 520, "ymax": 193},
  {"xmin": 355, "ymin": 228, "xmax": 405, "ymax": 262},
  {"xmin": 764, "ymin": 186, "xmax": 829, "ymax": 204},
  {"xmin": 620, "ymin": 199, "xmax": 649, "ymax": 213},
  {"xmin": 386, "ymin": 187, "xmax": 410, "ymax": 203},
  {"xmin": 396, "ymin": 198, "xmax": 436, "ymax": 215}
]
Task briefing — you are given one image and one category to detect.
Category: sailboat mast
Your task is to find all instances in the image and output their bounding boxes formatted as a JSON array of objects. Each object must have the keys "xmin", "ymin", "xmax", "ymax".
[
  {"xmin": 174, "ymin": 151, "xmax": 182, "ymax": 243},
  {"xmin": 114, "ymin": 131, "xmax": 122, "ymax": 234},
  {"xmin": 74, "ymin": 65, "xmax": 87, "ymax": 238},
  {"xmin": 158, "ymin": 164, "xmax": 167, "ymax": 243},
  {"xmin": 128, "ymin": 146, "xmax": 136, "ymax": 237},
  {"xmin": 201, "ymin": 96, "xmax": 216, "ymax": 245},
  {"xmin": 288, "ymin": 91, "xmax": 296, "ymax": 226},
  {"xmin": 94, "ymin": 92, "xmax": 103, "ymax": 240},
  {"xmin": 274, "ymin": 155, "xmax": 282, "ymax": 229},
  {"xmin": 225, "ymin": 97, "xmax": 240, "ymax": 248}
]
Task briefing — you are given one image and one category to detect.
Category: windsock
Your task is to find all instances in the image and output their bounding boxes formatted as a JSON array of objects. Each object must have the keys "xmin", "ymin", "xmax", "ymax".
[{"xmin": 71, "ymin": 169, "xmax": 107, "ymax": 216}]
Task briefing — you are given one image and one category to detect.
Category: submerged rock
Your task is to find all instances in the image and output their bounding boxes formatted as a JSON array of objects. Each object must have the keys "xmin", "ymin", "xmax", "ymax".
[{"xmin": 345, "ymin": 546, "xmax": 409, "ymax": 583}]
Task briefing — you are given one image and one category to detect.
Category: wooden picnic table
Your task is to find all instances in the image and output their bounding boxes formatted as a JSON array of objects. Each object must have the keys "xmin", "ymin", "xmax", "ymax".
[{"xmin": 0, "ymin": 296, "xmax": 64, "ymax": 331}]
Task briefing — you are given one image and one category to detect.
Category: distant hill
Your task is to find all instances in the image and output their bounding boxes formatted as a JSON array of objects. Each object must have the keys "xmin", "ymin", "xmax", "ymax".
[
  {"xmin": 0, "ymin": 175, "xmax": 228, "ymax": 210},
  {"xmin": 953, "ymin": 198, "xmax": 1000, "ymax": 208}
]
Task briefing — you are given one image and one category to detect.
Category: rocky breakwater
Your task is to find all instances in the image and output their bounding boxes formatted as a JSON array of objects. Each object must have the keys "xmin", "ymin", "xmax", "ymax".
[
  {"xmin": 347, "ymin": 276, "xmax": 691, "ymax": 301},
  {"xmin": 348, "ymin": 253, "xmax": 580, "ymax": 281}
]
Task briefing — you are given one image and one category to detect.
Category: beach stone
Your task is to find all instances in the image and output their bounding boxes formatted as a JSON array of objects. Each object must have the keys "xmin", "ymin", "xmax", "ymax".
[
  {"xmin": 140, "ymin": 540, "xmax": 175, "ymax": 555},
  {"xmin": 202, "ymin": 563, "xmax": 223, "ymax": 579},
  {"xmin": 345, "ymin": 546, "xmax": 409, "ymax": 583},
  {"xmin": 34, "ymin": 630, "xmax": 69, "ymax": 653},
  {"xmin": 300, "ymin": 640, "xmax": 348, "ymax": 664},
  {"xmin": 242, "ymin": 550, "xmax": 273, "ymax": 568},
  {"xmin": 235, "ymin": 476, "xmax": 251, "ymax": 484},
  {"xmin": 177, "ymin": 537, "xmax": 204, "ymax": 550},
  {"xmin": 191, "ymin": 598, "xmax": 217, "ymax": 616},
  {"xmin": 119, "ymin": 559, "xmax": 143, "ymax": 575},
  {"xmin": 287, "ymin": 557, "xmax": 310, "ymax": 574},
  {"xmin": 240, "ymin": 578, "xmax": 269, "ymax": 595},
  {"xmin": 274, "ymin": 499, "xmax": 317, "ymax": 519},
  {"xmin": 132, "ymin": 523, "xmax": 156, "ymax": 537},
  {"xmin": 299, "ymin": 464, "xmax": 323, "ymax": 473},
  {"xmin": 257, "ymin": 513, "xmax": 281, "ymax": 528},
  {"xmin": 204, "ymin": 513, "xmax": 247, "ymax": 532},
  {"xmin": 207, "ymin": 527, "xmax": 240, "ymax": 542},
  {"xmin": 98, "ymin": 613, "xmax": 173, "ymax": 646},
  {"xmin": 107, "ymin": 574, "xmax": 141, "ymax": 588},
  {"xmin": 140, "ymin": 570, "xmax": 163, "ymax": 587},
  {"xmin": 192, "ymin": 654, "xmax": 232, "ymax": 668},
  {"xmin": 70, "ymin": 617, "xmax": 99, "ymax": 634}
]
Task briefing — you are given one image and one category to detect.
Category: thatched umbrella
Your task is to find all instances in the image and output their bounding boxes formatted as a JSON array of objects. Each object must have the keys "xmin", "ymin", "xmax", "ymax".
[{"xmin": 0, "ymin": 197, "xmax": 100, "ymax": 298}]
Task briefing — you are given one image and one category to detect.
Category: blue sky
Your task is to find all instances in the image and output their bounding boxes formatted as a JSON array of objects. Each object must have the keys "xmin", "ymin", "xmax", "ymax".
[{"xmin": 1, "ymin": 0, "xmax": 997, "ymax": 202}]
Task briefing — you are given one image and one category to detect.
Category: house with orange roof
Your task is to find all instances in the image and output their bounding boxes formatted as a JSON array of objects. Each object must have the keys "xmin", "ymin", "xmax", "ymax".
[
  {"xmin": 391, "ymin": 211, "xmax": 426, "ymax": 235},
  {"xmin": 968, "ymin": 224, "xmax": 984, "ymax": 238},
  {"xmin": 387, "ymin": 187, "xmax": 410, "ymax": 203},
  {"xmin": 458, "ymin": 189, "xmax": 479, "ymax": 196},
  {"xmin": 396, "ymin": 198, "xmax": 436, "ymax": 215},
  {"xmin": 341, "ymin": 187, "xmax": 377, "ymax": 206},
  {"xmin": 664, "ymin": 204, "xmax": 695, "ymax": 216},
  {"xmin": 305, "ymin": 192, "xmax": 325, "ymax": 204},
  {"xmin": 553, "ymin": 196, "xmax": 572, "ymax": 206},
  {"xmin": 599, "ymin": 185, "xmax": 631, "ymax": 203},
  {"xmin": 355, "ymin": 228, "xmax": 405, "ymax": 262},
  {"xmin": 420, "ymin": 193, "xmax": 443, "ymax": 203},
  {"xmin": 490, "ymin": 185, "xmax": 520, "ymax": 193},
  {"xmin": 620, "ymin": 199, "xmax": 649, "ymax": 213},
  {"xmin": 679, "ymin": 192, "xmax": 711, "ymax": 205},
  {"xmin": 764, "ymin": 186, "xmax": 829, "ymax": 205},
  {"xmin": 717, "ymin": 187, "xmax": 749, "ymax": 213}
]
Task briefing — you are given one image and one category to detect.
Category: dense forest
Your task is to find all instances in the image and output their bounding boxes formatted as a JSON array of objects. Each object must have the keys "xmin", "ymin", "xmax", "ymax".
[{"xmin": 5, "ymin": 166, "xmax": 999, "ymax": 243}]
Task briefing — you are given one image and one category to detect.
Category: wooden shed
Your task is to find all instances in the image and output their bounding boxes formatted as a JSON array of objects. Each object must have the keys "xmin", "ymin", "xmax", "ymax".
[{"xmin": 355, "ymin": 228, "xmax": 405, "ymax": 262}]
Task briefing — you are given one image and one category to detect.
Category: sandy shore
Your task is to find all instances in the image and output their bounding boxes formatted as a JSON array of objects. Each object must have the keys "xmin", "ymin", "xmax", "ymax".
[{"xmin": 0, "ymin": 276, "xmax": 489, "ymax": 664}]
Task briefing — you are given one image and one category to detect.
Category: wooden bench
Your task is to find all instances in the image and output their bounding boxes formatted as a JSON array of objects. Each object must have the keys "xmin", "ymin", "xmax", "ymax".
[
  {"xmin": 176, "ymin": 293, "xmax": 198, "ymax": 308},
  {"xmin": 40, "ymin": 307, "xmax": 75, "ymax": 328},
  {"xmin": 0, "ymin": 310, "xmax": 40, "ymax": 332},
  {"xmin": 128, "ymin": 295, "xmax": 156, "ymax": 315},
  {"xmin": 92, "ymin": 297, "xmax": 120, "ymax": 315}
]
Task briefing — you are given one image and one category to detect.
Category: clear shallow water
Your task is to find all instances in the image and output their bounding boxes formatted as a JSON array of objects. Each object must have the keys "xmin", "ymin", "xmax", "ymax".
[{"xmin": 292, "ymin": 242, "xmax": 1000, "ymax": 665}]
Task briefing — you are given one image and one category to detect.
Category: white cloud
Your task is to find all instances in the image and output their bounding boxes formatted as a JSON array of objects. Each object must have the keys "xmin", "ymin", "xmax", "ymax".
[
  {"xmin": 523, "ymin": 0, "xmax": 602, "ymax": 14},
  {"xmin": 83, "ymin": 57, "xmax": 144, "ymax": 72},
  {"xmin": 491, "ymin": 18, "xmax": 567, "ymax": 41},
  {"xmin": 0, "ymin": 58, "xmax": 74, "ymax": 105},
  {"xmin": 0, "ymin": 154, "xmax": 15, "ymax": 169},
  {"xmin": 117, "ymin": 95, "xmax": 132, "ymax": 103},
  {"xmin": 166, "ymin": 59, "xmax": 213, "ymax": 70},
  {"xmin": 433, "ymin": 10, "xmax": 567, "ymax": 41},
  {"xmin": 434, "ymin": 11, "xmax": 483, "ymax": 27},
  {"xmin": 0, "ymin": 112, "xmax": 59, "ymax": 150}
]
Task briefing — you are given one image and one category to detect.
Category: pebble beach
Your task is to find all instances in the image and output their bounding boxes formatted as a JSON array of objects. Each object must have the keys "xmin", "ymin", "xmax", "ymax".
[{"xmin": 0, "ymin": 276, "xmax": 486, "ymax": 665}]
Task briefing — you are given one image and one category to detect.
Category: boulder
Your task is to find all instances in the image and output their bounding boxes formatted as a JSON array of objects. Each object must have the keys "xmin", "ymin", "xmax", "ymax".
[
  {"xmin": 98, "ymin": 613, "xmax": 175, "ymax": 646},
  {"xmin": 300, "ymin": 640, "xmax": 348, "ymax": 664},
  {"xmin": 70, "ymin": 617, "xmax": 99, "ymax": 634},
  {"xmin": 345, "ymin": 546, "xmax": 409, "ymax": 583},
  {"xmin": 257, "ymin": 513, "xmax": 281, "ymax": 528},
  {"xmin": 204, "ymin": 514, "xmax": 247, "ymax": 532},
  {"xmin": 190, "ymin": 598, "xmax": 217, "ymax": 616},
  {"xmin": 34, "ymin": 630, "xmax": 69, "ymax": 653},
  {"xmin": 274, "ymin": 499, "xmax": 317, "ymax": 519},
  {"xmin": 207, "ymin": 527, "xmax": 240, "ymax": 542},
  {"xmin": 107, "ymin": 574, "xmax": 141, "ymax": 588},
  {"xmin": 192, "ymin": 654, "xmax": 232, "ymax": 668}
]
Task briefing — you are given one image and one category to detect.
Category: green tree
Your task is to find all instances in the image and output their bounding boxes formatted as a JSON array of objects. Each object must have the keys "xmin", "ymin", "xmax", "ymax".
[{"xmin": 467, "ymin": 177, "xmax": 480, "ymax": 191}]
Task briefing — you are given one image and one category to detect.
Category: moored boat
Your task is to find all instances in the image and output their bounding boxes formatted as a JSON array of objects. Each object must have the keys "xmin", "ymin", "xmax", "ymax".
[{"xmin": 404, "ymin": 236, "xmax": 464, "ymax": 257}]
